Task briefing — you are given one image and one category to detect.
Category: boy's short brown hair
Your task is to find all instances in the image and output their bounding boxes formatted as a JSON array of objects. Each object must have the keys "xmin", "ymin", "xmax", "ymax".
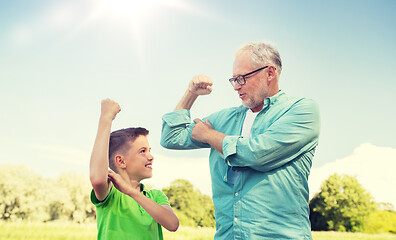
[{"xmin": 108, "ymin": 127, "xmax": 149, "ymax": 171}]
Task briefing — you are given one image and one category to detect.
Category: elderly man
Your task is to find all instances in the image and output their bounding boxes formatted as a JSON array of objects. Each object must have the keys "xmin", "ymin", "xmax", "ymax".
[{"xmin": 160, "ymin": 41, "xmax": 320, "ymax": 239}]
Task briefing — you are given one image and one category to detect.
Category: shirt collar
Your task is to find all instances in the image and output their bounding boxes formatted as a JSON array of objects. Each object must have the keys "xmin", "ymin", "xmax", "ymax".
[
  {"xmin": 266, "ymin": 90, "xmax": 284, "ymax": 107},
  {"xmin": 140, "ymin": 183, "xmax": 148, "ymax": 194},
  {"xmin": 237, "ymin": 90, "xmax": 285, "ymax": 114}
]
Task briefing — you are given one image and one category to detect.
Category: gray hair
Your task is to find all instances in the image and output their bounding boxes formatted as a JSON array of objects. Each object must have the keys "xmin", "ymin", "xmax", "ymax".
[{"xmin": 236, "ymin": 41, "xmax": 282, "ymax": 75}]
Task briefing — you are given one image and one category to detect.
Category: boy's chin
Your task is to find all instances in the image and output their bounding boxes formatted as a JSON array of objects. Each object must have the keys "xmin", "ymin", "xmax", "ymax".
[{"xmin": 142, "ymin": 173, "xmax": 153, "ymax": 180}]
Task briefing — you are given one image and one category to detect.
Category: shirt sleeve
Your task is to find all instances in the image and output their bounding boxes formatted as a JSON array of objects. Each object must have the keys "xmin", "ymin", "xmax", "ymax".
[
  {"xmin": 160, "ymin": 109, "xmax": 210, "ymax": 150},
  {"xmin": 152, "ymin": 189, "xmax": 170, "ymax": 206},
  {"xmin": 90, "ymin": 185, "xmax": 115, "ymax": 207},
  {"xmin": 223, "ymin": 98, "xmax": 320, "ymax": 172}
]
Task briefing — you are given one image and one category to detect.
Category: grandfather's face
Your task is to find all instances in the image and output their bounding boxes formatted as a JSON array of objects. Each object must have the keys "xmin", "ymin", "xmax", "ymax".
[{"xmin": 232, "ymin": 52, "xmax": 269, "ymax": 113}]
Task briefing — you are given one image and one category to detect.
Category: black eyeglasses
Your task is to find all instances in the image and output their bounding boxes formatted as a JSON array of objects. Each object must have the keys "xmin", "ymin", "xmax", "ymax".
[{"xmin": 229, "ymin": 66, "xmax": 268, "ymax": 87}]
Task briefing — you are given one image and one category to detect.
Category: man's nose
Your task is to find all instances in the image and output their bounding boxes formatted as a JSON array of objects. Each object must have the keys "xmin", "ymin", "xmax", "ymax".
[{"xmin": 234, "ymin": 81, "xmax": 242, "ymax": 91}]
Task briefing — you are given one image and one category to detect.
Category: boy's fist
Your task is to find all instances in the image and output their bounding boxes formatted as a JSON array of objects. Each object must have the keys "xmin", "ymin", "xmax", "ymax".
[{"xmin": 101, "ymin": 98, "xmax": 121, "ymax": 120}]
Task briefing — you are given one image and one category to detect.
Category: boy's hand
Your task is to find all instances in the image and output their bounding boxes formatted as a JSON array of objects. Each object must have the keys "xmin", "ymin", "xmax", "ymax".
[
  {"xmin": 101, "ymin": 98, "xmax": 121, "ymax": 121},
  {"xmin": 108, "ymin": 169, "xmax": 139, "ymax": 196},
  {"xmin": 188, "ymin": 75, "xmax": 213, "ymax": 96}
]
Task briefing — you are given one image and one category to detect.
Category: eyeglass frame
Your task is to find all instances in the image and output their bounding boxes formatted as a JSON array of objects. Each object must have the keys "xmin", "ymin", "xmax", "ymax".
[{"xmin": 228, "ymin": 66, "xmax": 269, "ymax": 87}]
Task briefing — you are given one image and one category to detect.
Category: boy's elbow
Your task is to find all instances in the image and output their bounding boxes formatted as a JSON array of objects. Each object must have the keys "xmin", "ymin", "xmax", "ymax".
[
  {"xmin": 90, "ymin": 175, "xmax": 107, "ymax": 189},
  {"xmin": 168, "ymin": 219, "xmax": 179, "ymax": 232}
]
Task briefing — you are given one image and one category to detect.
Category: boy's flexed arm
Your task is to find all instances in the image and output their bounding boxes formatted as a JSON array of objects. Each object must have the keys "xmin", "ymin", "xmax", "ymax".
[
  {"xmin": 90, "ymin": 99, "xmax": 121, "ymax": 201},
  {"xmin": 108, "ymin": 170, "xmax": 179, "ymax": 231}
]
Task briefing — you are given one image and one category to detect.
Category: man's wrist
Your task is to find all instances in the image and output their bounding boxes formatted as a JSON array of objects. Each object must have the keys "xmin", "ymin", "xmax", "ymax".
[
  {"xmin": 187, "ymin": 88, "xmax": 199, "ymax": 98},
  {"xmin": 207, "ymin": 129, "xmax": 225, "ymax": 154}
]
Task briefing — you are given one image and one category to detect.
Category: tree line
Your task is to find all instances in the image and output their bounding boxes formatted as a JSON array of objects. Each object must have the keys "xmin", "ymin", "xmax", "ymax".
[{"xmin": 0, "ymin": 164, "xmax": 395, "ymax": 233}]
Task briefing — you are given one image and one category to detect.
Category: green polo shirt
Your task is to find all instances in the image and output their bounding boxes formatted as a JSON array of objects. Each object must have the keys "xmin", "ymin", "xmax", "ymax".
[{"xmin": 91, "ymin": 183, "xmax": 169, "ymax": 240}]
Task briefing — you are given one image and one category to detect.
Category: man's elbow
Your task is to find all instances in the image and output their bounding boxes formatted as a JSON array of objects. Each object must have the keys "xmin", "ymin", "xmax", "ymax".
[
  {"xmin": 160, "ymin": 136, "xmax": 180, "ymax": 150},
  {"xmin": 160, "ymin": 137, "xmax": 169, "ymax": 149}
]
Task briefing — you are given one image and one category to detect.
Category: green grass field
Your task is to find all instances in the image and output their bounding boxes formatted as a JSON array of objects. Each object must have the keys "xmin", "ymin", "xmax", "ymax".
[{"xmin": 0, "ymin": 223, "xmax": 395, "ymax": 240}]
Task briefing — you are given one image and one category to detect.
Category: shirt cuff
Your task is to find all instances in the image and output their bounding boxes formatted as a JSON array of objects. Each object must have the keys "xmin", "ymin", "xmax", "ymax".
[
  {"xmin": 162, "ymin": 109, "xmax": 191, "ymax": 127},
  {"xmin": 222, "ymin": 135, "xmax": 240, "ymax": 166}
]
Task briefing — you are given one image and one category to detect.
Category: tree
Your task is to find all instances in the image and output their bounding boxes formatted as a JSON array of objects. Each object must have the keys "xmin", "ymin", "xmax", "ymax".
[
  {"xmin": 51, "ymin": 172, "xmax": 95, "ymax": 223},
  {"xmin": 364, "ymin": 203, "xmax": 396, "ymax": 233},
  {"xmin": 0, "ymin": 164, "xmax": 95, "ymax": 223},
  {"xmin": 310, "ymin": 173, "xmax": 376, "ymax": 232},
  {"xmin": 0, "ymin": 164, "xmax": 47, "ymax": 222},
  {"xmin": 162, "ymin": 179, "xmax": 215, "ymax": 227}
]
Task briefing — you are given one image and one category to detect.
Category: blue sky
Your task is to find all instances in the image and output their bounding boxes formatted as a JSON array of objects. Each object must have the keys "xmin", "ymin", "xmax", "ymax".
[{"xmin": 1, "ymin": 0, "xmax": 395, "ymax": 206}]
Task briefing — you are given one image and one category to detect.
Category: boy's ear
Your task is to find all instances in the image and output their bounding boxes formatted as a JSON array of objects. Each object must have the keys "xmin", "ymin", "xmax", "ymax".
[{"xmin": 115, "ymin": 155, "xmax": 126, "ymax": 169}]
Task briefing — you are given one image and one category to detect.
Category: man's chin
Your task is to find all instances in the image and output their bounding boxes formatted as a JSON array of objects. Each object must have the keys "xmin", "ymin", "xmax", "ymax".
[{"xmin": 242, "ymin": 100, "xmax": 253, "ymax": 109}]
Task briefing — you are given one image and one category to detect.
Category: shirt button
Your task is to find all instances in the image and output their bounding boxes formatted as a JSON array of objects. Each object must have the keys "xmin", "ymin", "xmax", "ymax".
[
  {"xmin": 234, "ymin": 218, "xmax": 238, "ymax": 222},
  {"xmin": 235, "ymin": 192, "xmax": 238, "ymax": 196}
]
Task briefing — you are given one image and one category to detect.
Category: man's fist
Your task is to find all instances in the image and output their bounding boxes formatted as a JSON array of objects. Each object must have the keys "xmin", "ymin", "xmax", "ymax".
[{"xmin": 188, "ymin": 75, "xmax": 213, "ymax": 96}]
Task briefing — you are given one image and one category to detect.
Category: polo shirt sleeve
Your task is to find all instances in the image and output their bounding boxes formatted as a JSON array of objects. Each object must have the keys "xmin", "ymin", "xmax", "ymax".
[
  {"xmin": 223, "ymin": 98, "xmax": 320, "ymax": 172},
  {"xmin": 90, "ymin": 186, "xmax": 116, "ymax": 207},
  {"xmin": 151, "ymin": 189, "xmax": 170, "ymax": 206},
  {"xmin": 161, "ymin": 109, "xmax": 210, "ymax": 149}
]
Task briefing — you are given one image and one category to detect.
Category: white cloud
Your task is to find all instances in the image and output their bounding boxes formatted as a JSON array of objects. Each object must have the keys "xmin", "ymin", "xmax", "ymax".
[
  {"xmin": 19, "ymin": 141, "xmax": 395, "ymax": 208},
  {"xmin": 146, "ymin": 143, "xmax": 396, "ymax": 207},
  {"xmin": 309, "ymin": 143, "xmax": 396, "ymax": 207},
  {"xmin": 9, "ymin": 26, "xmax": 33, "ymax": 48},
  {"xmin": 7, "ymin": 2, "xmax": 86, "ymax": 49},
  {"xmin": 143, "ymin": 154, "xmax": 212, "ymax": 197},
  {"xmin": 28, "ymin": 143, "xmax": 90, "ymax": 165}
]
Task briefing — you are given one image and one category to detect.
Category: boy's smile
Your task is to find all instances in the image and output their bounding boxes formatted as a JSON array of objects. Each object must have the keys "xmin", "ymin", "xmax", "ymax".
[
  {"xmin": 124, "ymin": 135, "xmax": 154, "ymax": 181},
  {"xmin": 145, "ymin": 162, "xmax": 152, "ymax": 169}
]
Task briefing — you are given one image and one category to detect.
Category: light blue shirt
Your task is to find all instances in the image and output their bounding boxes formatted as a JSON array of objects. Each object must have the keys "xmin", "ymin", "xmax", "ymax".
[{"xmin": 161, "ymin": 91, "xmax": 320, "ymax": 240}]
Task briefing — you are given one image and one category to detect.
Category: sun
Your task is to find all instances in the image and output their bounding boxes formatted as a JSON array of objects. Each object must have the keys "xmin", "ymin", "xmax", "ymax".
[
  {"xmin": 82, "ymin": 0, "xmax": 200, "ymax": 70},
  {"xmin": 90, "ymin": 0, "xmax": 191, "ymax": 36}
]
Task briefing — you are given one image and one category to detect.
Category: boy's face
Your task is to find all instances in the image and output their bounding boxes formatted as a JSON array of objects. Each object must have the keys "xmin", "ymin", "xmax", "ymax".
[{"xmin": 124, "ymin": 135, "xmax": 153, "ymax": 181}]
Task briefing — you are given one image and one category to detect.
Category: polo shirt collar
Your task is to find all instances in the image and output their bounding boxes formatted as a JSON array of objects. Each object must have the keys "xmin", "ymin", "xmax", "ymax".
[{"xmin": 140, "ymin": 183, "xmax": 148, "ymax": 195}]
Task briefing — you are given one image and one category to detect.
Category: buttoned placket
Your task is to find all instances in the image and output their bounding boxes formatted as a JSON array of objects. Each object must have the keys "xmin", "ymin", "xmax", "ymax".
[
  {"xmin": 232, "ymin": 172, "xmax": 243, "ymax": 240},
  {"xmin": 231, "ymin": 100, "xmax": 270, "ymax": 240},
  {"xmin": 231, "ymin": 109, "xmax": 245, "ymax": 240}
]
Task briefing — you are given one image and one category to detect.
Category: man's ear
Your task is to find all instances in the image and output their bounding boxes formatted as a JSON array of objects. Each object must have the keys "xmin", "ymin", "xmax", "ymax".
[
  {"xmin": 267, "ymin": 65, "xmax": 277, "ymax": 81},
  {"xmin": 115, "ymin": 155, "xmax": 126, "ymax": 169}
]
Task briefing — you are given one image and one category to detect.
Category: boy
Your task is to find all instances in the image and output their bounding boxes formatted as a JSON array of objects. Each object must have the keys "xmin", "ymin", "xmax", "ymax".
[{"xmin": 90, "ymin": 98, "xmax": 179, "ymax": 239}]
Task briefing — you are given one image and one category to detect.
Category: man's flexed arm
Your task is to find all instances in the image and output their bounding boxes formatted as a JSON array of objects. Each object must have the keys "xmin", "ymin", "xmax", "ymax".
[
  {"xmin": 174, "ymin": 75, "xmax": 213, "ymax": 111},
  {"xmin": 89, "ymin": 99, "xmax": 121, "ymax": 201},
  {"xmin": 192, "ymin": 118, "xmax": 225, "ymax": 154}
]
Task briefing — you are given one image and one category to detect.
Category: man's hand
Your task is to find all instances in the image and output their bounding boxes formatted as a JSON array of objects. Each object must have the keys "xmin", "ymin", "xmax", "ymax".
[
  {"xmin": 191, "ymin": 118, "xmax": 214, "ymax": 143},
  {"xmin": 188, "ymin": 75, "xmax": 213, "ymax": 96},
  {"xmin": 192, "ymin": 118, "xmax": 226, "ymax": 154},
  {"xmin": 101, "ymin": 98, "xmax": 121, "ymax": 121},
  {"xmin": 174, "ymin": 75, "xmax": 213, "ymax": 111}
]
